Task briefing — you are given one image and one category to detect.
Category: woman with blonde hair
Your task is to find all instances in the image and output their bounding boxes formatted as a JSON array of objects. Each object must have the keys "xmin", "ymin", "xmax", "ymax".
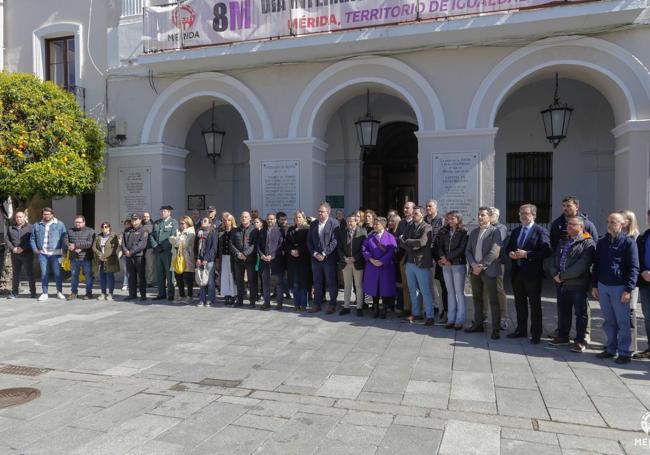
[
  {"xmin": 217, "ymin": 212, "xmax": 237, "ymax": 305},
  {"xmin": 285, "ymin": 211, "xmax": 312, "ymax": 311},
  {"xmin": 170, "ymin": 215, "xmax": 196, "ymax": 304},
  {"xmin": 620, "ymin": 209, "xmax": 641, "ymax": 355}
]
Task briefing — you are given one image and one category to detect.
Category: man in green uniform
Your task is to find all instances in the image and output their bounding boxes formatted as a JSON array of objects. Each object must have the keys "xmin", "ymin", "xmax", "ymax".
[{"xmin": 150, "ymin": 205, "xmax": 179, "ymax": 301}]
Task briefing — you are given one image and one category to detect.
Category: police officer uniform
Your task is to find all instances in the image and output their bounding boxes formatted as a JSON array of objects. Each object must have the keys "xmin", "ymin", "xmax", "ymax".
[{"xmin": 150, "ymin": 206, "xmax": 179, "ymax": 300}]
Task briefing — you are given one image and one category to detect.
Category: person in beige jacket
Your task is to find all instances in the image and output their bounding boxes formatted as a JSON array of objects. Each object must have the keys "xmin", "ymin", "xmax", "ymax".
[{"xmin": 170, "ymin": 215, "xmax": 196, "ymax": 304}]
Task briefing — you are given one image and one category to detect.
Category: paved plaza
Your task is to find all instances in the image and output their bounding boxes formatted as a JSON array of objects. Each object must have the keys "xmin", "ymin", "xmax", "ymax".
[{"xmin": 0, "ymin": 287, "xmax": 649, "ymax": 455}]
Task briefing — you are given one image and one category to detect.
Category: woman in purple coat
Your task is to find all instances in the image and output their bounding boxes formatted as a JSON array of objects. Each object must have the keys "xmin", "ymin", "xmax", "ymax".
[{"xmin": 362, "ymin": 217, "xmax": 397, "ymax": 319}]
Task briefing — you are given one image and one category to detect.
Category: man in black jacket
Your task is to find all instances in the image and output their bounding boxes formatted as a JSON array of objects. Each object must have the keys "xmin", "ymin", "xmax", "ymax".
[
  {"xmin": 505, "ymin": 204, "xmax": 551, "ymax": 343},
  {"xmin": 5, "ymin": 211, "xmax": 36, "ymax": 299},
  {"xmin": 65, "ymin": 215, "xmax": 95, "ymax": 300},
  {"xmin": 122, "ymin": 213, "xmax": 149, "ymax": 301},
  {"xmin": 634, "ymin": 209, "xmax": 650, "ymax": 359},
  {"xmin": 231, "ymin": 211, "xmax": 259, "ymax": 307},
  {"xmin": 400, "ymin": 207, "xmax": 435, "ymax": 326},
  {"xmin": 549, "ymin": 216, "xmax": 596, "ymax": 352},
  {"xmin": 258, "ymin": 212, "xmax": 285, "ymax": 310},
  {"xmin": 424, "ymin": 199, "xmax": 446, "ymax": 320},
  {"xmin": 337, "ymin": 213, "xmax": 367, "ymax": 316}
]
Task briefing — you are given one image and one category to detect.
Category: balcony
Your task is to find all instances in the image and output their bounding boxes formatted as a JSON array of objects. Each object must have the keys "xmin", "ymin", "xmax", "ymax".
[{"xmin": 110, "ymin": 0, "xmax": 648, "ymax": 73}]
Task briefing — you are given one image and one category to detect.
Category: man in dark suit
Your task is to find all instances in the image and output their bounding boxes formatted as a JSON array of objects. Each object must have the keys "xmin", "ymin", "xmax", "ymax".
[
  {"xmin": 337, "ymin": 213, "xmax": 367, "ymax": 316},
  {"xmin": 395, "ymin": 201, "xmax": 415, "ymax": 317},
  {"xmin": 506, "ymin": 204, "xmax": 551, "ymax": 344},
  {"xmin": 308, "ymin": 202, "xmax": 339, "ymax": 313},
  {"xmin": 258, "ymin": 212, "xmax": 285, "ymax": 311},
  {"xmin": 465, "ymin": 207, "xmax": 503, "ymax": 339},
  {"xmin": 231, "ymin": 211, "xmax": 259, "ymax": 307}
]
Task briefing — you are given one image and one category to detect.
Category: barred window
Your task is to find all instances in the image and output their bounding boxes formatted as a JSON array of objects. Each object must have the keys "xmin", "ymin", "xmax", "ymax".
[{"xmin": 506, "ymin": 152, "xmax": 553, "ymax": 224}]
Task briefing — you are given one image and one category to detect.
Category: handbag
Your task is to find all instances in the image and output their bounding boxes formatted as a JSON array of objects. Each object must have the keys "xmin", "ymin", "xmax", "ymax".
[
  {"xmin": 61, "ymin": 251, "xmax": 71, "ymax": 272},
  {"xmin": 195, "ymin": 265, "xmax": 209, "ymax": 287},
  {"xmin": 173, "ymin": 241, "xmax": 186, "ymax": 274}
]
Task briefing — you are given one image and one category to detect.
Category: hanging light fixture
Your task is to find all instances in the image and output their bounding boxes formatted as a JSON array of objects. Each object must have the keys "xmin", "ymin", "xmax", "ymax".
[
  {"xmin": 202, "ymin": 101, "xmax": 225, "ymax": 163},
  {"xmin": 540, "ymin": 72, "xmax": 573, "ymax": 149},
  {"xmin": 355, "ymin": 89, "xmax": 380, "ymax": 149}
]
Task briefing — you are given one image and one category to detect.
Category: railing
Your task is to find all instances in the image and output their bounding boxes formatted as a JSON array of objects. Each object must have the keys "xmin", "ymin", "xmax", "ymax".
[{"xmin": 121, "ymin": 0, "xmax": 145, "ymax": 18}]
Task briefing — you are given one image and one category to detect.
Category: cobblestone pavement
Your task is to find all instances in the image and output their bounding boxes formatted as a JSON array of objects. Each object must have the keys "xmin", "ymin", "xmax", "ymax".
[{"xmin": 0, "ymin": 286, "xmax": 649, "ymax": 455}]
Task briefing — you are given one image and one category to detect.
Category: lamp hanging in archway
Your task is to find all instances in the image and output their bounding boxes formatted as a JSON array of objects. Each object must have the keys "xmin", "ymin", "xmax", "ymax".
[
  {"xmin": 355, "ymin": 89, "xmax": 380, "ymax": 149},
  {"xmin": 202, "ymin": 101, "xmax": 225, "ymax": 163},
  {"xmin": 540, "ymin": 73, "xmax": 573, "ymax": 149}
]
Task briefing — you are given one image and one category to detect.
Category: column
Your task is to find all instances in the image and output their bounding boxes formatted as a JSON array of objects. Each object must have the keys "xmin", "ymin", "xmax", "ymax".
[
  {"xmin": 245, "ymin": 137, "xmax": 328, "ymax": 215},
  {"xmin": 415, "ymin": 128, "xmax": 498, "ymax": 223},
  {"xmin": 101, "ymin": 143, "xmax": 188, "ymax": 229},
  {"xmin": 612, "ymin": 120, "xmax": 650, "ymax": 228}
]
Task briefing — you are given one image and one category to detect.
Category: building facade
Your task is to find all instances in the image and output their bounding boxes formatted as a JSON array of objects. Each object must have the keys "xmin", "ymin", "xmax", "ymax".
[{"xmin": 4, "ymin": 0, "xmax": 650, "ymax": 231}]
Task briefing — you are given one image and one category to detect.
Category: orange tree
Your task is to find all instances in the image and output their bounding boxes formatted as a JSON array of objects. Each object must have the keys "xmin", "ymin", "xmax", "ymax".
[
  {"xmin": 0, "ymin": 72, "xmax": 105, "ymax": 208},
  {"xmin": 0, "ymin": 72, "xmax": 105, "ymax": 291}
]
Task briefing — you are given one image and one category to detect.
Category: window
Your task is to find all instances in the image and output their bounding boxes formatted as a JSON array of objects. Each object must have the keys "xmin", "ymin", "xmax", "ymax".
[
  {"xmin": 46, "ymin": 36, "xmax": 75, "ymax": 90},
  {"xmin": 506, "ymin": 152, "xmax": 553, "ymax": 224}
]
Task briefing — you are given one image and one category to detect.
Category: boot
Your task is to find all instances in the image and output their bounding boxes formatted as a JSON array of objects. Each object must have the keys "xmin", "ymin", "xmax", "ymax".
[
  {"xmin": 373, "ymin": 301, "xmax": 380, "ymax": 318},
  {"xmin": 380, "ymin": 305, "xmax": 387, "ymax": 319}
]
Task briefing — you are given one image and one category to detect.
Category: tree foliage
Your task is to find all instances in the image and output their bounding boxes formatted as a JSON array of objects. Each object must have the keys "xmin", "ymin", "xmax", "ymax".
[{"xmin": 0, "ymin": 72, "xmax": 105, "ymax": 207}]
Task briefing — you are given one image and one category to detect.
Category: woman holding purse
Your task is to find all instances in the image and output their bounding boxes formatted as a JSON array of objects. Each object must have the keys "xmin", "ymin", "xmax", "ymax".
[
  {"xmin": 170, "ymin": 215, "xmax": 196, "ymax": 304},
  {"xmin": 92, "ymin": 222, "xmax": 120, "ymax": 301}
]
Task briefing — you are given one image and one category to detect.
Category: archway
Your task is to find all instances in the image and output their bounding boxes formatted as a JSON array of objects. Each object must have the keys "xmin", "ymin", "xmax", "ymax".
[
  {"xmin": 495, "ymin": 76, "xmax": 615, "ymax": 233},
  {"xmin": 363, "ymin": 122, "xmax": 418, "ymax": 215}
]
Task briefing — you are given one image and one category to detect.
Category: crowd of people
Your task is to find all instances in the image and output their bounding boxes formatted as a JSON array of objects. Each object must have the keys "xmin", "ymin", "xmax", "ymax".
[{"xmin": 4, "ymin": 196, "xmax": 647, "ymax": 364}]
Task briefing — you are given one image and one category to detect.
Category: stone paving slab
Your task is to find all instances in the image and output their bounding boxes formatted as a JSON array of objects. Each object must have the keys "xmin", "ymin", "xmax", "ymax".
[{"xmin": 0, "ymin": 290, "xmax": 648, "ymax": 454}]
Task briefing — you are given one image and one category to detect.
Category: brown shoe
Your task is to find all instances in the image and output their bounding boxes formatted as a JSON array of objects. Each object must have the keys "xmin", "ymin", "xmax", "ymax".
[
  {"xmin": 424, "ymin": 318, "xmax": 435, "ymax": 327},
  {"xmin": 308, "ymin": 305, "xmax": 321, "ymax": 313},
  {"xmin": 325, "ymin": 305, "xmax": 336, "ymax": 315},
  {"xmin": 66, "ymin": 293, "xmax": 77, "ymax": 301}
]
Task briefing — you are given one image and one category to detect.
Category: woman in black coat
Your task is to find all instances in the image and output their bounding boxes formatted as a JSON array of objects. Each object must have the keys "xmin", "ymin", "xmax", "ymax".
[{"xmin": 285, "ymin": 211, "xmax": 312, "ymax": 311}]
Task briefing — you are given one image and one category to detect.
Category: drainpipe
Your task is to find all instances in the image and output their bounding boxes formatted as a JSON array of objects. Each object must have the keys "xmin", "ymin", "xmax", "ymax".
[{"xmin": 0, "ymin": 0, "xmax": 4, "ymax": 71}]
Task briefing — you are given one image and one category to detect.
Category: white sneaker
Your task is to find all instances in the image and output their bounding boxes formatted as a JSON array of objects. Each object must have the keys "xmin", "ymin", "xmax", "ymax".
[
  {"xmin": 121, "ymin": 285, "xmax": 128, "ymax": 291},
  {"xmin": 37, "ymin": 293, "xmax": 49, "ymax": 301},
  {"xmin": 97, "ymin": 294, "xmax": 105, "ymax": 301},
  {"xmin": 56, "ymin": 291, "xmax": 65, "ymax": 300},
  {"xmin": 106, "ymin": 294, "xmax": 113, "ymax": 301}
]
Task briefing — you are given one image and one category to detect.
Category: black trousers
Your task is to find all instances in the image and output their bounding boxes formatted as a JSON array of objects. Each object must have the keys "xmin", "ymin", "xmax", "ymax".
[
  {"xmin": 11, "ymin": 252, "xmax": 36, "ymax": 296},
  {"xmin": 512, "ymin": 275, "xmax": 543, "ymax": 339},
  {"xmin": 260, "ymin": 262, "xmax": 283, "ymax": 305},
  {"xmin": 126, "ymin": 255, "xmax": 146, "ymax": 298},
  {"xmin": 175, "ymin": 272, "xmax": 194, "ymax": 298},
  {"xmin": 234, "ymin": 260, "xmax": 257, "ymax": 304}
]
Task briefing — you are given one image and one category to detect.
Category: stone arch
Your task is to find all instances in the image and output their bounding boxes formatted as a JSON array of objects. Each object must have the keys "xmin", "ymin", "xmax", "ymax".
[
  {"xmin": 467, "ymin": 36, "xmax": 650, "ymax": 129},
  {"xmin": 289, "ymin": 56, "xmax": 445, "ymax": 138},
  {"xmin": 141, "ymin": 72, "xmax": 272, "ymax": 144}
]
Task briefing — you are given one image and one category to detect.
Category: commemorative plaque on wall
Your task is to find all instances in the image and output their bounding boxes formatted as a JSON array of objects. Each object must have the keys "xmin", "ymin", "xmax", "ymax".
[
  {"xmin": 431, "ymin": 152, "xmax": 480, "ymax": 223},
  {"xmin": 261, "ymin": 160, "xmax": 300, "ymax": 216}
]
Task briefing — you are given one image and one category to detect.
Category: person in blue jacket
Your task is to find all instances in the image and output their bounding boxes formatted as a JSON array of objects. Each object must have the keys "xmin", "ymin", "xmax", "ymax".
[
  {"xmin": 592, "ymin": 212, "xmax": 639, "ymax": 364},
  {"xmin": 30, "ymin": 207, "xmax": 67, "ymax": 301}
]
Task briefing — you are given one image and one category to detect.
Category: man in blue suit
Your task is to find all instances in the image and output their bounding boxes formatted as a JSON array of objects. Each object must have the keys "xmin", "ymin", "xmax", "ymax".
[
  {"xmin": 308, "ymin": 202, "xmax": 339, "ymax": 313},
  {"xmin": 506, "ymin": 204, "xmax": 552, "ymax": 344}
]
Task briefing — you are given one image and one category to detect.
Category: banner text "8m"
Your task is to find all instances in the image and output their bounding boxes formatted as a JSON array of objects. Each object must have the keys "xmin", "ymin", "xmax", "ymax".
[{"xmin": 213, "ymin": 0, "xmax": 252, "ymax": 32}]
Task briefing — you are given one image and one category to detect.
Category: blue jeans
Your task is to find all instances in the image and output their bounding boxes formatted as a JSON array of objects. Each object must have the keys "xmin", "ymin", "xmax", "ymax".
[
  {"xmin": 71, "ymin": 258, "xmax": 93, "ymax": 295},
  {"xmin": 639, "ymin": 286, "xmax": 650, "ymax": 350},
  {"xmin": 120, "ymin": 255, "xmax": 129, "ymax": 287},
  {"xmin": 206, "ymin": 262, "xmax": 216, "ymax": 303},
  {"xmin": 598, "ymin": 283, "xmax": 632, "ymax": 356},
  {"xmin": 38, "ymin": 254, "xmax": 62, "ymax": 295},
  {"xmin": 292, "ymin": 280, "xmax": 308, "ymax": 309},
  {"xmin": 405, "ymin": 263, "xmax": 434, "ymax": 318},
  {"xmin": 443, "ymin": 265, "xmax": 466, "ymax": 324},
  {"xmin": 99, "ymin": 271, "xmax": 115, "ymax": 295}
]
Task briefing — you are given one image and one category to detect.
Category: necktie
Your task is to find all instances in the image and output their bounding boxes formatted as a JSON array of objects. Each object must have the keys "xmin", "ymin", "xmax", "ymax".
[{"xmin": 518, "ymin": 227, "xmax": 528, "ymax": 248}]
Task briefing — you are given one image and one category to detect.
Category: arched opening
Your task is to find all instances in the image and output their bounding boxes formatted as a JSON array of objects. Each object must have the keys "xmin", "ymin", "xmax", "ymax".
[
  {"xmin": 495, "ymin": 75, "xmax": 615, "ymax": 232},
  {"xmin": 321, "ymin": 90, "xmax": 419, "ymax": 214},
  {"xmin": 164, "ymin": 97, "xmax": 250, "ymax": 215},
  {"xmin": 363, "ymin": 122, "xmax": 418, "ymax": 214}
]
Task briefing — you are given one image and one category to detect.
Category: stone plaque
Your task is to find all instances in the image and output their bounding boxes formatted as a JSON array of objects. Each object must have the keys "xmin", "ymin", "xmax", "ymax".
[
  {"xmin": 262, "ymin": 160, "xmax": 300, "ymax": 216},
  {"xmin": 432, "ymin": 152, "xmax": 480, "ymax": 223},
  {"xmin": 119, "ymin": 167, "xmax": 151, "ymax": 220}
]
